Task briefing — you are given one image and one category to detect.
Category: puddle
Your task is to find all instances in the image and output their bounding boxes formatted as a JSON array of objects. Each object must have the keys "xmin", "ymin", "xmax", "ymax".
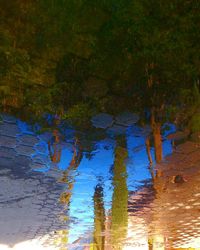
[{"xmin": 0, "ymin": 114, "xmax": 200, "ymax": 249}]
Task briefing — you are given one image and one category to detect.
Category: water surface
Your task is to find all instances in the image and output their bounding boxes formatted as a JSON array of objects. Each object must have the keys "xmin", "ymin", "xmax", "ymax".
[{"xmin": 0, "ymin": 113, "xmax": 200, "ymax": 249}]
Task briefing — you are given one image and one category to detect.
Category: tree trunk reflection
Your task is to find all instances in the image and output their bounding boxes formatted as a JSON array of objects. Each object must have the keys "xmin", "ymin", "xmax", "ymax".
[
  {"xmin": 111, "ymin": 136, "xmax": 128, "ymax": 249},
  {"xmin": 92, "ymin": 184, "xmax": 105, "ymax": 250}
]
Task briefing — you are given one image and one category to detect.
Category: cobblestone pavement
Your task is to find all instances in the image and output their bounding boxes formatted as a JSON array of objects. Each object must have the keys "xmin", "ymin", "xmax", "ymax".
[
  {"xmin": 0, "ymin": 115, "xmax": 71, "ymax": 250},
  {"xmin": 128, "ymin": 140, "xmax": 200, "ymax": 249},
  {"xmin": 1, "ymin": 113, "xmax": 200, "ymax": 249}
]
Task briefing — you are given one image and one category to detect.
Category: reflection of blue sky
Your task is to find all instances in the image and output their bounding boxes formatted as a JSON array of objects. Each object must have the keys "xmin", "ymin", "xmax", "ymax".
[
  {"xmin": 68, "ymin": 141, "xmax": 114, "ymax": 243},
  {"xmin": 67, "ymin": 123, "xmax": 174, "ymax": 243},
  {"xmin": 57, "ymin": 148, "xmax": 73, "ymax": 170},
  {"xmin": 15, "ymin": 118, "xmax": 175, "ymax": 244},
  {"xmin": 17, "ymin": 119, "xmax": 35, "ymax": 135},
  {"xmin": 126, "ymin": 126, "xmax": 174, "ymax": 189},
  {"xmin": 126, "ymin": 134, "xmax": 151, "ymax": 189}
]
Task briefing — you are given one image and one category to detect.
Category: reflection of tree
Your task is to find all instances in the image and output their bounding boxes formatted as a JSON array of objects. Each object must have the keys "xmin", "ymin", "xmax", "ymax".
[
  {"xmin": 151, "ymin": 114, "xmax": 162, "ymax": 165},
  {"xmin": 48, "ymin": 129, "xmax": 62, "ymax": 163},
  {"xmin": 56, "ymin": 138, "xmax": 83, "ymax": 249},
  {"xmin": 111, "ymin": 136, "xmax": 128, "ymax": 249},
  {"xmin": 59, "ymin": 138, "xmax": 83, "ymax": 205},
  {"xmin": 146, "ymin": 112, "xmax": 166, "ymax": 249},
  {"xmin": 54, "ymin": 230, "xmax": 69, "ymax": 250},
  {"xmin": 149, "ymin": 109, "xmax": 163, "ymax": 164},
  {"xmin": 145, "ymin": 136, "xmax": 155, "ymax": 181},
  {"xmin": 91, "ymin": 184, "xmax": 105, "ymax": 250},
  {"xmin": 145, "ymin": 111, "xmax": 163, "ymax": 181},
  {"xmin": 48, "ymin": 118, "xmax": 62, "ymax": 163}
]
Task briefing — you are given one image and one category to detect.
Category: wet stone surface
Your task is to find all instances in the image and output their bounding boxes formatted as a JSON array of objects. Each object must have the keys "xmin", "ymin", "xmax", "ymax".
[
  {"xmin": 0, "ymin": 119, "xmax": 69, "ymax": 249},
  {"xmin": 0, "ymin": 135, "xmax": 17, "ymax": 148},
  {"xmin": 127, "ymin": 141, "xmax": 200, "ymax": 249},
  {"xmin": 17, "ymin": 134, "xmax": 39, "ymax": 146},
  {"xmin": 0, "ymin": 123, "xmax": 20, "ymax": 137},
  {"xmin": 0, "ymin": 114, "xmax": 200, "ymax": 249}
]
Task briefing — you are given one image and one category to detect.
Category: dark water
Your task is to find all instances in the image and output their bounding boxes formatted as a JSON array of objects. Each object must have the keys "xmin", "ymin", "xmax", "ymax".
[{"xmin": 0, "ymin": 113, "xmax": 200, "ymax": 250}]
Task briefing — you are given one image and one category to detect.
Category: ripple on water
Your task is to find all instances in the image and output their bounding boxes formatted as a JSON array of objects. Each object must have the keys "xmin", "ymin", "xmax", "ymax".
[{"xmin": 0, "ymin": 113, "xmax": 200, "ymax": 249}]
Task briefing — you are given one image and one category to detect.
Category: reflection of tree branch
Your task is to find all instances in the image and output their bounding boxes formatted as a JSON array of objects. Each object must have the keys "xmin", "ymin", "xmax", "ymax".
[
  {"xmin": 151, "ymin": 109, "xmax": 162, "ymax": 164},
  {"xmin": 59, "ymin": 138, "xmax": 83, "ymax": 206},
  {"xmin": 145, "ymin": 136, "xmax": 155, "ymax": 181},
  {"xmin": 111, "ymin": 140, "xmax": 128, "ymax": 248},
  {"xmin": 61, "ymin": 139, "xmax": 83, "ymax": 181},
  {"xmin": 48, "ymin": 129, "xmax": 61, "ymax": 163},
  {"xmin": 92, "ymin": 184, "xmax": 105, "ymax": 250},
  {"xmin": 145, "ymin": 137, "xmax": 153, "ymax": 164},
  {"xmin": 0, "ymin": 194, "xmax": 35, "ymax": 204}
]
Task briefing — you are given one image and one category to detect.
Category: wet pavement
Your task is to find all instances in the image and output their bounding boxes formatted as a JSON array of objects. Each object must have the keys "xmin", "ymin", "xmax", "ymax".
[
  {"xmin": 128, "ymin": 141, "xmax": 200, "ymax": 249},
  {"xmin": 0, "ymin": 116, "xmax": 69, "ymax": 250},
  {"xmin": 0, "ymin": 113, "xmax": 200, "ymax": 249}
]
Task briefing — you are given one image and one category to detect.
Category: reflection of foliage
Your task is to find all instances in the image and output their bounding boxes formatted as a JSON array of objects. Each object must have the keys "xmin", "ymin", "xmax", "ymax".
[
  {"xmin": 190, "ymin": 114, "xmax": 200, "ymax": 133},
  {"xmin": 59, "ymin": 192, "xmax": 72, "ymax": 205},
  {"xmin": 53, "ymin": 230, "xmax": 69, "ymax": 250},
  {"xmin": 174, "ymin": 84, "xmax": 200, "ymax": 130},
  {"xmin": 63, "ymin": 103, "xmax": 94, "ymax": 128},
  {"xmin": 59, "ymin": 138, "xmax": 83, "ymax": 207},
  {"xmin": 57, "ymin": 139, "xmax": 83, "ymax": 249},
  {"xmin": 111, "ymin": 138, "xmax": 128, "ymax": 248},
  {"xmin": 0, "ymin": 0, "xmax": 199, "ymax": 127},
  {"xmin": 92, "ymin": 184, "xmax": 105, "ymax": 250},
  {"xmin": 180, "ymin": 84, "xmax": 200, "ymax": 106}
]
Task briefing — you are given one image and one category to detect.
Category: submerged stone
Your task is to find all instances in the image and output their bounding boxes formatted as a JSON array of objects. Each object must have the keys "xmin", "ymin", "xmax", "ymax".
[
  {"xmin": 173, "ymin": 175, "xmax": 186, "ymax": 184},
  {"xmin": 34, "ymin": 143, "xmax": 48, "ymax": 154},
  {"xmin": 38, "ymin": 132, "xmax": 53, "ymax": 143},
  {"xmin": 0, "ymin": 157, "xmax": 14, "ymax": 168},
  {"xmin": 18, "ymin": 134, "xmax": 39, "ymax": 146},
  {"xmin": 15, "ymin": 145, "xmax": 35, "ymax": 156},
  {"xmin": 30, "ymin": 162, "xmax": 48, "ymax": 171},
  {"xmin": 91, "ymin": 113, "xmax": 114, "ymax": 129},
  {"xmin": 106, "ymin": 124, "xmax": 127, "ymax": 136},
  {"xmin": 1, "ymin": 114, "xmax": 17, "ymax": 124},
  {"xmin": 0, "ymin": 147, "xmax": 16, "ymax": 159},
  {"xmin": 115, "ymin": 112, "xmax": 139, "ymax": 126},
  {"xmin": 0, "ymin": 135, "xmax": 17, "ymax": 148},
  {"xmin": 32, "ymin": 154, "xmax": 50, "ymax": 164},
  {"xmin": 0, "ymin": 123, "xmax": 20, "ymax": 137}
]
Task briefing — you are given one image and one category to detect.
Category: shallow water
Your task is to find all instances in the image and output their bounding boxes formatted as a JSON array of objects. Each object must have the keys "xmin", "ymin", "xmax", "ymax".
[{"xmin": 0, "ymin": 113, "xmax": 200, "ymax": 249}]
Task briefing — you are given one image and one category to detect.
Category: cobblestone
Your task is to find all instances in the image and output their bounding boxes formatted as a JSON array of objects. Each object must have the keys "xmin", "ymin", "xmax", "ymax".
[
  {"xmin": 1, "ymin": 114, "xmax": 200, "ymax": 249},
  {"xmin": 17, "ymin": 134, "xmax": 39, "ymax": 146},
  {"xmin": 15, "ymin": 144, "xmax": 36, "ymax": 156},
  {"xmin": 0, "ymin": 126, "xmax": 69, "ymax": 250},
  {"xmin": 0, "ymin": 123, "xmax": 20, "ymax": 137},
  {"xmin": 0, "ymin": 135, "xmax": 17, "ymax": 148}
]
